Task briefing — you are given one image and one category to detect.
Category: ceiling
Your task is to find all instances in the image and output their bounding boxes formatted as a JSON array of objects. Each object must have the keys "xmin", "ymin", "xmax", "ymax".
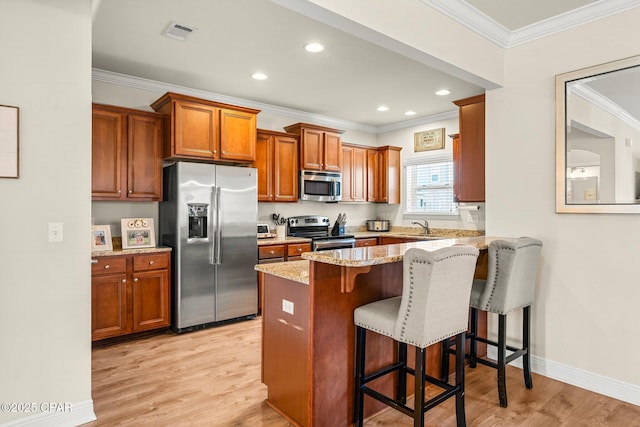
[{"xmin": 92, "ymin": 0, "xmax": 636, "ymax": 131}]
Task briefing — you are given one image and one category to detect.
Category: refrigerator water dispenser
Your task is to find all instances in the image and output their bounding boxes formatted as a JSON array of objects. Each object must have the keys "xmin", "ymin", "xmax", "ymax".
[{"xmin": 188, "ymin": 203, "xmax": 208, "ymax": 239}]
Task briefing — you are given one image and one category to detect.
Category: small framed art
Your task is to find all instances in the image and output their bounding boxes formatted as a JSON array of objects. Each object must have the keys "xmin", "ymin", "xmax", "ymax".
[
  {"xmin": 91, "ymin": 225, "xmax": 113, "ymax": 252},
  {"xmin": 414, "ymin": 127, "xmax": 445, "ymax": 152},
  {"xmin": 121, "ymin": 218, "xmax": 156, "ymax": 249},
  {"xmin": 0, "ymin": 104, "xmax": 19, "ymax": 178}
]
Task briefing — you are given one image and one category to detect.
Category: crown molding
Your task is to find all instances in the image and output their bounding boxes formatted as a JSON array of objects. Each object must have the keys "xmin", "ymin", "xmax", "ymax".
[
  {"xmin": 570, "ymin": 82, "xmax": 640, "ymax": 132},
  {"xmin": 421, "ymin": 0, "xmax": 640, "ymax": 48},
  {"xmin": 92, "ymin": 68, "xmax": 459, "ymax": 134}
]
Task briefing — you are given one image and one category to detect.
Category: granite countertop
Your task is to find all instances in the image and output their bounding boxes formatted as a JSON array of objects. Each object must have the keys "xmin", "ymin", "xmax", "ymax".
[
  {"xmin": 91, "ymin": 237, "xmax": 172, "ymax": 257},
  {"xmin": 256, "ymin": 236, "xmax": 503, "ymax": 284},
  {"xmin": 301, "ymin": 236, "xmax": 499, "ymax": 267},
  {"xmin": 257, "ymin": 236, "xmax": 312, "ymax": 246}
]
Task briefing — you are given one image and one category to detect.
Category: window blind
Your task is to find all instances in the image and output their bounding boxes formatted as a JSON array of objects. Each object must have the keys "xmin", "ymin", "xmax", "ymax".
[{"xmin": 405, "ymin": 156, "xmax": 457, "ymax": 214}]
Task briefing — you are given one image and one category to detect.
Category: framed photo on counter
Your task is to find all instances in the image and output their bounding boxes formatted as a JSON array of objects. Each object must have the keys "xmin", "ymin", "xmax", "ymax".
[
  {"xmin": 91, "ymin": 225, "xmax": 113, "ymax": 252},
  {"xmin": 121, "ymin": 218, "xmax": 156, "ymax": 249}
]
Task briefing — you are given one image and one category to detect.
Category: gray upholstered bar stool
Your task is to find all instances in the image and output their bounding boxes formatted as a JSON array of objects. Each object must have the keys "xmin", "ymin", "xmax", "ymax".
[
  {"xmin": 353, "ymin": 245, "xmax": 479, "ymax": 427},
  {"xmin": 441, "ymin": 237, "xmax": 543, "ymax": 408}
]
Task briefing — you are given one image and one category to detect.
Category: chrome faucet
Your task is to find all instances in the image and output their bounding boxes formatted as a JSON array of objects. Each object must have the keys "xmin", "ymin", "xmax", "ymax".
[{"xmin": 412, "ymin": 220, "xmax": 430, "ymax": 235}]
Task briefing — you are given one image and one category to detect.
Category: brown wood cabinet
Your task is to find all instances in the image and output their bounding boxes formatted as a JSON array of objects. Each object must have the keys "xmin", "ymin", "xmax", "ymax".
[
  {"xmin": 91, "ymin": 252, "xmax": 171, "ymax": 341},
  {"xmin": 367, "ymin": 146, "xmax": 402, "ymax": 204},
  {"xmin": 342, "ymin": 143, "xmax": 367, "ymax": 202},
  {"xmin": 453, "ymin": 94, "xmax": 485, "ymax": 202},
  {"xmin": 255, "ymin": 129, "xmax": 299, "ymax": 202},
  {"xmin": 151, "ymin": 92, "xmax": 259, "ymax": 163},
  {"xmin": 283, "ymin": 122, "xmax": 343, "ymax": 171},
  {"xmin": 355, "ymin": 237, "xmax": 377, "ymax": 247},
  {"xmin": 378, "ymin": 236, "xmax": 422, "ymax": 245},
  {"xmin": 92, "ymin": 104, "xmax": 163, "ymax": 201}
]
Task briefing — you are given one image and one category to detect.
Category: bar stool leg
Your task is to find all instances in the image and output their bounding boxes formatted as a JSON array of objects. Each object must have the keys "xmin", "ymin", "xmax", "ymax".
[
  {"xmin": 440, "ymin": 338, "xmax": 450, "ymax": 382},
  {"xmin": 523, "ymin": 306, "xmax": 533, "ymax": 389},
  {"xmin": 398, "ymin": 342, "xmax": 408, "ymax": 404},
  {"xmin": 354, "ymin": 326, "xmax": 366, "ymax": 426},
  {"xmin": 454, "ymin": 332, "xmax": 466, "ymax": 427},
  {"xmin": 469, "ymin": 308, "xmax": 478, "ymax": 368},
  {"xmin": 414, "ymin": 347, "xmax": 426, "ymax": 427},
  {"xmin": 497, "ymin": 314, "xmax": 508, "ymax": 408}
]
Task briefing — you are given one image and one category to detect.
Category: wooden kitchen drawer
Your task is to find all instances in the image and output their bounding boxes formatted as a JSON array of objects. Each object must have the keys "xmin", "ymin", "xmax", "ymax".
[
  {"xmin": 133, "ymin": 252, "xmax": 170, "ymax": 272},
  {"xmin": 259, "ymin": 245, "xmax": 286, "ymax": 260},
  {"xmin": 287, "ymin": 243, "xmax": 312, "ymax": 258},
  {"xmin": 355, "ymin": 238, "xmax": 377, "ymax": 247},
  {"xmin": 91, "ymin": 256, "xmax": 127, "ymax": 275}
]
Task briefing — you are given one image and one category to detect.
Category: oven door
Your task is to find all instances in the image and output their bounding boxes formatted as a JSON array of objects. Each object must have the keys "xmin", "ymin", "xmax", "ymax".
[{"xmin": 313, "ymin": 237, "xmax": 356, "ymax": 251}]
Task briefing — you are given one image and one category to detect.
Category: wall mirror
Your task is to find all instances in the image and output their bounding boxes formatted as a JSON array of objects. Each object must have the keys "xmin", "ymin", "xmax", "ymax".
[{"xmin": 556, "ymin": 55, "xmax": 640, "ymax": 213}]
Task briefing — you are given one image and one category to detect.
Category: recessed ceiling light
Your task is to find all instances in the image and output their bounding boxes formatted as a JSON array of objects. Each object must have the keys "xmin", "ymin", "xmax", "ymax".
[
  {"xmin": 377, "ymin": 105, "xmax": 389, "ymax": 112},
  {"xmin": 435, "ymin": 89, "xmax": 451, "ymax": 96},
  {"xmin": 404, "ymin": 110, "xmax": 416, "ymax": 116},
  {"xmin": 304, "ymin": 42, "xmax": 325, "ymax": 53},
  {"xmin": 251, "ymin": 72, "xmax": 268, "ymax": 80}
]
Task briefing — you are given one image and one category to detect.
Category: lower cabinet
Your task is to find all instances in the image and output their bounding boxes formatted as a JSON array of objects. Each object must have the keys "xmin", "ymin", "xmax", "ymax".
[
  {"xmin": 257, "ymin": 242, "xmax": 312, "ymax": 313},
  {"xmin": 378, "ymin": 236, "xmax": 421, "ymax": 245},
  {"xmin": 91, "ymin": 251, "xmax": 171, "ymax": 341},
  {"xmin": 355, "ymin": 237, "xmax": 378, "ymax": 247}
]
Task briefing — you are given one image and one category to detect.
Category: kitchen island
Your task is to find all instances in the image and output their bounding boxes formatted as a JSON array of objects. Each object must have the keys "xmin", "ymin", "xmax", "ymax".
[{"xmin": 255, "ymin": 236, "xmax": 499, "ymax": 427}]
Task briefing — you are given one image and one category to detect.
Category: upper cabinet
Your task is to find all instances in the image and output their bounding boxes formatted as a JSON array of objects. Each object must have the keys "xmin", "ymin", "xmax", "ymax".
[
  {"xmin": 283, "ymin": 122, "xmax": 343, "ymax": 171},
  {"xmin": 92, "ymin": 104, "xmax": 163, "ymax": 201},
  {"xmin": 255, "ymin": 129, "xmax": 299, "ymax": 203},
  {"xmin": 342, "ymin": 143, "xmax": 367, "ymax": 202},
  {"xmin": 367, "ymin": 146, "xmax": 402, "ymax": 204},
  {"xmin": 151, "ymin": 92, "xmax": 259, "ymax": 163},
  {"xmin": 453, "ymin": 94, "xmax": 485, "ymax": 202}
]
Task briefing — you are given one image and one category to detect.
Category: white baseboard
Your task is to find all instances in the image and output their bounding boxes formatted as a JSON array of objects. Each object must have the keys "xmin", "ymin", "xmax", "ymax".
[
  {"xmin": 0, "ymin": 400, "xmax": 95, "ymax": 427},
  {"xmin": 486, "ymin": 348, "xmax": 640, "ymax": 406}
]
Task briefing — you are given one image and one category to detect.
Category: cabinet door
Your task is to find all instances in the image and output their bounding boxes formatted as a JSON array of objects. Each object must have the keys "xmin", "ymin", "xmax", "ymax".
[
  {"xmin": 255, "ymin": 132, "xmax": 274, "ymax": 201},
  {"xmin": 351, "ymin": 146, "xmax": 367, "ymax": 201},
  {"xmin": 366, "ymin": 149, "xmax": 380, "ymax": 202},
  {"xmin": 342, "ymin": 146, "xmax": 353, "ymax": 201},
  {"xmin": 273, "ymin": 134, "xmax": 298, "ymax": 202},
  {"xmin": 452, "ymin": 134, "xmax": 462, "ymax": 202},
  {"xmin": 383, "ymin": 147, "xmax": 401, "ymax": 204},
  {"xmin": 92, "ymin": 273, "xmax": 128, "ymax": 340},
  {"xmin": 287, "ymin": 243, "xmax": 312, "ymax": 260},
  {"xmin": 127, "ymin": 113, "xmax": 163, "ymax": 200},
  {"xmin": 132, "ymin": 268, "xmax": 170, "ymax": 332},
  {"xmin": 454, "ymin": 95, "xmax": 485, "ymax": 202},
  {"xmin": 92, "ymin": 107, "xmax": 125, "ymax": 200},
  {"xmin": 220, "ymin": 108, "xmax": 256, "ymax": 162},
  {"xmin": 300, "ymin": 128, "xmax": 324, "ymax": 170},
  {"xmin": 323, "ymin": 132, "xmax": 342, "ymax": 171},
  {"xmin": 173, "ymin": 101, "xmax": 218, "ymax": 159}
]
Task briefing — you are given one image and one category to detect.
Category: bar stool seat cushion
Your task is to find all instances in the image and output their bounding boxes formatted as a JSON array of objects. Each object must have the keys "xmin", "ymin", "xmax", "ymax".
[{"xmin": 354, "ymin": 296, "xmax": 401, "ymax": 340}]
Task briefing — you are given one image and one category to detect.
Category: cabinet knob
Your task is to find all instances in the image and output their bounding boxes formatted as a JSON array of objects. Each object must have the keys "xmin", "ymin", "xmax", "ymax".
[
  {"xmin": 149, "ymin": 260, "xmax": 154, "ymax": 265},
  {"xmin": 134, "ymin": 278, "xmax": 139, "ymax": 282},
  {"xmin": 117, "ymin": 190, "xmax": 121, "ymax": 194},
  {"xmin": 128, "ymin": 190, "xmax": 132, "ymax": 194},
  {"xmin": 222, "ymin": 151, "xmax": 226, "ymax": 154},
  {"xmin": 104, "ymin": 264, "xmax": 110, "ymax": 270},
  {"xmin": 269, "ymin": 250, "xmax": 275, "ymax": 254},
  {"xmin": 213, "ymin": 150, "xmax": 217, "ymax": 154},
  {"xmin": 297, "ymin": 248, "xmax": 302, "ymax": 252},
  {"xmin": 121, "ymin": 279, "xmax": 126, "ymax": 283}
]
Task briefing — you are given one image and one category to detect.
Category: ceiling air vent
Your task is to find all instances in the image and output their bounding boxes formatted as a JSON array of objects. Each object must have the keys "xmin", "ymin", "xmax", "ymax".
[{"xmin": 162, "ymin": 21, "xmax": 198, "ymax": 41}]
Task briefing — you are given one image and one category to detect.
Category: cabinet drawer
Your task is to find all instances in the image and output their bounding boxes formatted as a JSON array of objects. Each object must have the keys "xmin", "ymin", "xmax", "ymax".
[
  {"xmin": 259, "ymin": 245, "xmax": 286, "ymax": 260},
  {"xmin": 92, "ymin": 256, "xmax": 127, "ymax": 275},
  {"xmin": 133, "ymin": 253, "xmax": 170, "ymax": 272},
  {"xmin": 288, "ymin": 243, "xmax": 311, "ymax": 257},
  {"xmin": 355, "ymin": 238, "xmax": 377, "ymax": 248}
]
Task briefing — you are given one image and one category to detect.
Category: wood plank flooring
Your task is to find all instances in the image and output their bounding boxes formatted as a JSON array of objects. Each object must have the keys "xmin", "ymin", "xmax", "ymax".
[{"xmin": 87, "ymin": 318, "xmax": 640, "ymax": 426}]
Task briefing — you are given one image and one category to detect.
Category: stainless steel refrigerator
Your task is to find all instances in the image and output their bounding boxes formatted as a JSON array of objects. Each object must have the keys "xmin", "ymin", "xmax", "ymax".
[{"xmin": 159, "ymin": 162, "xmax": 258, "ymax": 333}]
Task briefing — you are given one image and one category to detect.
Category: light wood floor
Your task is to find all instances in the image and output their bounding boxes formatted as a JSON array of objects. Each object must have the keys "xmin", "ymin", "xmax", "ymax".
[{"xmin": 87, "ymin": 318, "xmax": 640, "ymax": 426}]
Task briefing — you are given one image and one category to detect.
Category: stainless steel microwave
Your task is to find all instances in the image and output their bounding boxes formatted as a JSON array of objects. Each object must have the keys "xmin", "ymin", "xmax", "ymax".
[{"xmin": 299, "ymin": 170, "xmax": 342, "ymax": 202}]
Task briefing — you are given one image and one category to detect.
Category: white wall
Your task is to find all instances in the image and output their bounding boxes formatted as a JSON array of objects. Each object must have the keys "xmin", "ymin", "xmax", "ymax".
[
  {"xmin": 487, "ymin": 8, "xmax": 640, "ymax": 397},
  {"xmin": 0, "ymin": 1, "xmax": 95, "ymax": 425}
]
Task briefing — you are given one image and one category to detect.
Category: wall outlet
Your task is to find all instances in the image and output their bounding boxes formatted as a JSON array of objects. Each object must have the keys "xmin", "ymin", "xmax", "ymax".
[
  {"xmin": 282, "ymin": 299, "xmax": 294, "ymax": 315},
  {"xmin": 48, "ymin": 222, "xmax": 63, "ymax": 243}
]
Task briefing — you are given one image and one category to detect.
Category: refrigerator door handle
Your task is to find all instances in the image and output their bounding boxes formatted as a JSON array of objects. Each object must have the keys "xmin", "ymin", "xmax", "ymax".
[
  {"xmin": 215, "ymin": 186, "xmax": 222, "ymax": 265},
  {"xmin": 210, "ymin": 186, "xmax": 218, "ymax": 265}
]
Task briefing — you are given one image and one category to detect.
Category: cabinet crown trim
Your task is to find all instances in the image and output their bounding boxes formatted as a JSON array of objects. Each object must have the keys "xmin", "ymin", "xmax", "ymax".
[{"xmin": 150, "ymin": 92, "xmax": 261, "ymax": 114}]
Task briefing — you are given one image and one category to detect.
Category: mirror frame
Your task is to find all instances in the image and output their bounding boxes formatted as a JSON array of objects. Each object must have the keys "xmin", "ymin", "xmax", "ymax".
[{"xmin": 556, "ymin": 54, "xmax": 640, "ymax": 213}]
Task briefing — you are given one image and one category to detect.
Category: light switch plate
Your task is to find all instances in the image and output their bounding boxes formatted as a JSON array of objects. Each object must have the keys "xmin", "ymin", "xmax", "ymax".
[{"xmin": 48, "ymin": 222, "xmax": 63, "ymax": 242}]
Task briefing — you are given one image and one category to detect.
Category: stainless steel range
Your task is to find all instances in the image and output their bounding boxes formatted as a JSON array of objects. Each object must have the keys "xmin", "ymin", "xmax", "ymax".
[{"xmin": 287, "ymin": 215, "xmax": 356, "ymax": 251}]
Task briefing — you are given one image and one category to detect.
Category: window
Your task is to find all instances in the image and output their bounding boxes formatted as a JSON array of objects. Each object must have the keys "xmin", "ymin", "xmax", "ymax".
[{"xmin": 405, "ymin": 155, "xmax": 457, "ymax": 215}]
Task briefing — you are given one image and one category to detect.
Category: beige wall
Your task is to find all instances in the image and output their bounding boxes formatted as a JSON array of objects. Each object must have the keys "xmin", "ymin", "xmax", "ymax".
[{"xmin": 0, "ymin": 0, "xmax": 95, "ymax": 424}]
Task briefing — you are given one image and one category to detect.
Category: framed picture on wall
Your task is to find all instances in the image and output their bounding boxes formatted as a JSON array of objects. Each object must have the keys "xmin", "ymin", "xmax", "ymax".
[
  {"xmin": 0, "ymin": 104, "xmax": 19, "ymax": 178},
  {"xmin": 121, "ymin": 218, "xmax": 156, "ymax": 249},
  {"xmin": 414, "ymin": 127, "xmax": 445, "ymax": 152},
  {"xmin": 91, "ymin": 225, "xmax": 113, "ymax": 252}
]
